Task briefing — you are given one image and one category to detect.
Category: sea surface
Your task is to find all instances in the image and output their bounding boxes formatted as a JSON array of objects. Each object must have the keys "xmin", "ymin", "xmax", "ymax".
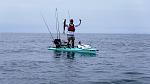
[{"xmin": 0, "ymin": 33, "xmax": 150, "ymax": 84}]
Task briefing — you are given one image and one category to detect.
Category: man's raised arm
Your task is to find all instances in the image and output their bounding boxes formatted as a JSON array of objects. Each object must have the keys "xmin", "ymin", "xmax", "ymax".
[{"xmin": 75, "ymin": 19, "xmax": 81, "ymax": 27}]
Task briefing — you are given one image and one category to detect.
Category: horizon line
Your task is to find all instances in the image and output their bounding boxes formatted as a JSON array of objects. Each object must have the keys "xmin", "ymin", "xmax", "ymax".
[{"xmin": 1, "ymin": 32, "xmax": 150, "ymax": 35}]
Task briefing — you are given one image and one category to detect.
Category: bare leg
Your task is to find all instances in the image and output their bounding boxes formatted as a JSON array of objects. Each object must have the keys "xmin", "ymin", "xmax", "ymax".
[
  {"xmin": 72, "ymin": 39, "xmax": 74, "ymax": 48},
  {"xmin": 67, "ymin": 39, "xmax": 71, "ymax": 48}
]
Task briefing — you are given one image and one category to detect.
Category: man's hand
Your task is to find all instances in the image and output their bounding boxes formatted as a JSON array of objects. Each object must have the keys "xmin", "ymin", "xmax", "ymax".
[
  {"xmin": 79, "ymin": 19, "xmax": 81, "ymax": 22},
  {"xmin": 64, "ymin": 19, "xmax": 66, "ymax": 23}
]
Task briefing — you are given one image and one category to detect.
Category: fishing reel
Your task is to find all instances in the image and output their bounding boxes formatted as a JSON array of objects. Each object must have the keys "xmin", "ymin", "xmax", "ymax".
[{"xmin": 53, "ymin": 39, "xmax": 61, "ymax": 48}]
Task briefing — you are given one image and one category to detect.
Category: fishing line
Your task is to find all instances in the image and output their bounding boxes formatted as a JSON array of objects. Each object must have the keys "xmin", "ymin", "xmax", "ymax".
[{"xmin": 41, "ymin": 14, "xmax": 54, "ymax": 41}]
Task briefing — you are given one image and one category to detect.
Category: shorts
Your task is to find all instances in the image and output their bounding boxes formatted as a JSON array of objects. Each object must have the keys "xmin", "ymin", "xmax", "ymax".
[{"xmin": 67, "ymin": 34, "xmax": 75, "ymax": 40}]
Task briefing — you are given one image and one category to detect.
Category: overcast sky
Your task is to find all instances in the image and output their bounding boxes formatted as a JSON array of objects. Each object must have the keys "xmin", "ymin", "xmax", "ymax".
[{"xmin": 0, "ymin": 0, "xmax": 150, "ymax": 33}]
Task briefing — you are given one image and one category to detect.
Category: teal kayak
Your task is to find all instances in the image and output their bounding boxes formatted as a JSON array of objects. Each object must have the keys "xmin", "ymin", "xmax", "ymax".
[{"xmin": 48, "ymin": 47, "xmax": 98, "ymax": 54}]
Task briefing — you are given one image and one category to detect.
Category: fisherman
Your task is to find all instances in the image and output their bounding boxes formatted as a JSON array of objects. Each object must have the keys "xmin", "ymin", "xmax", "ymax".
[{"xmin": 63, "ymin": 19, "xmax": 81, "ymax": 48}]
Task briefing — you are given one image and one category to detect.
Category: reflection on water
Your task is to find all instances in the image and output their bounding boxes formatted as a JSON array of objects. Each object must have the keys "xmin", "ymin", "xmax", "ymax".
[
  {"xmin": 53, "ymin": 51, "xmax": 62, "ymax": 58},
  {"xmin": 67, "ymin": 52, "xmax": 75, "ymax": 59},
  {"xmin": 53, "ymin": 51, "xmax": 96, "ymax": 59}
]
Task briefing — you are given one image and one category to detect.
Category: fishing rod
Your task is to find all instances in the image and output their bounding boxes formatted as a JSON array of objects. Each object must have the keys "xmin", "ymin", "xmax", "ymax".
[
  {"xmin": 63, "ymin": 10, "xmax": 71, "ymax": 35},
  {"xmin": 57, "ymin": 18, "xmax": 60, "ymax": 39},
  {"xmin": 55, "ymin": 8, "xmax": 61, "ymax": 39},
  {"xmin": 41, "ymin": 14, "xmax": 54, "ymax": 41},
  {"xmin": 55, "ymin": 8, "xmax": 58, "ymax": 39},
  {"xmin": 68, "ymin": 10, "xmax": 71, "ymax": 19},
  {"xmin": 63, "ymin": 10, "xmax": 71, "ymax": 34}
]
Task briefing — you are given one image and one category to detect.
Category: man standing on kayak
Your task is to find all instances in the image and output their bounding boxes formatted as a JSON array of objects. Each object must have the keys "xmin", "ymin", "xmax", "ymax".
[{"xmin": 63, "ymin": 19, "xmax": 81, "ymax": 48}]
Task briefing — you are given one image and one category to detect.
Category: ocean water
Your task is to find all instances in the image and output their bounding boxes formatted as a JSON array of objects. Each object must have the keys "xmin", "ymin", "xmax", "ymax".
[{"xmin": 0, "ymin": 33, "xmax": 150, "ymax": 84}]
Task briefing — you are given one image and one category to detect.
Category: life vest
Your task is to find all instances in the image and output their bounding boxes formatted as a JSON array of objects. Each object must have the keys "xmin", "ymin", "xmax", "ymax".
[{"xmin": 68, "ymin": 24, "xmax": 75, "ymax": 32}]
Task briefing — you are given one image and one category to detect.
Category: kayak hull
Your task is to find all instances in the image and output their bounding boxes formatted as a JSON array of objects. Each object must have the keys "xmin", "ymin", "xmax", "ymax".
[{"xmin": 48, "ymin": 47, "xmax": 97, "ymax": 54}]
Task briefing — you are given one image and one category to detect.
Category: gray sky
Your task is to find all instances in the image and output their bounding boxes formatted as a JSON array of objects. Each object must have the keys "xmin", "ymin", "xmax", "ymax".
[{"xmin": 0, "ymin": 0, "xmax": 150, "ymax": 33}]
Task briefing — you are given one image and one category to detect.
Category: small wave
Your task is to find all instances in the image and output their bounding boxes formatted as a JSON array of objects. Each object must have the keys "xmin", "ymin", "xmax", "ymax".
[
  {"xmin": 2, "ymin": 68, "xmax": 23, "ymax": 72},
  {"xmin": 0, "ymin": 41, "xmax": 4, "ymax": 42},
  {"xmin": 123, "ymin": 71, "xmax": 144, "ymax": 75},
  {"xmin": 88, "ymin": 81, "xmax": 111, "ymax": 84},
  {"xmin": 2, "ymin": 60, "xmax": 51, "ymax": 70},
  {"xmin": 18, "ymin": 77, "xmax": 47, "ymax": 80},
  {"xmin": 0, "ymin": 52, "xmax": 4, "ymax": 54},
  {"xmin": 40, "ymin": 70, "xmax": 54, "ymax": 73},
  {"xmin": 1, "ymin": 48, "xmax": 42, "ymax": 54},
  {"xmin": 111, "ymin": 42, "xmax": 126, "ymax": 47},
  {"xmin": 0, "ymin": 65, "xmax": 23, "ymax": 72},
  {"xmin": 94, "ymin": 70, "xmax": 109, "ymax": 73},
  {"xmin": 140, "ymin": 76, "xmax": 150, "ymax": 79},
  {"xmin": 111, "ymin": 79, "xmax": 141, "ymax": 84},
  {"xmin": 0, "ymin": 78, "xmax": 5, "ymax": 80}
]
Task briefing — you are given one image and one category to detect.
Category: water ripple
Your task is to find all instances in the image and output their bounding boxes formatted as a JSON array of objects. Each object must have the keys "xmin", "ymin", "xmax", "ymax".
[{"xmin": 1, "ymin": 33, "xmax": 150, "ymax": 84}]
